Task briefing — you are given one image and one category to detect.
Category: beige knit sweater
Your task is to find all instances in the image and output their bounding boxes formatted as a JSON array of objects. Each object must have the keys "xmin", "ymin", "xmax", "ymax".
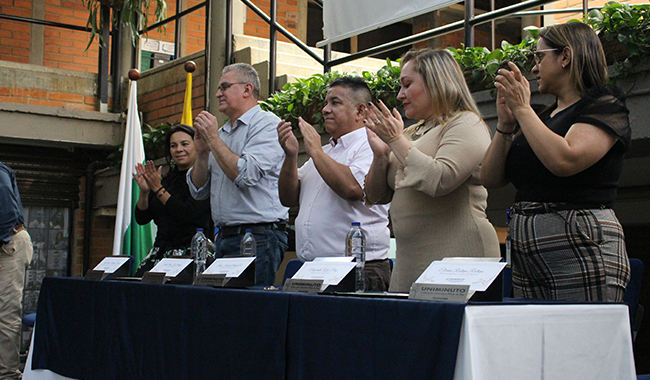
[{"xmin": 386, "ymin": 111, "xmax": 501, "ymax": 293}]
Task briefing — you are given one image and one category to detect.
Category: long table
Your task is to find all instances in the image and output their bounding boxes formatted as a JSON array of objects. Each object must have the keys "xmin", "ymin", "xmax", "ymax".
[
  {"xmin": 24, "ymin": 277, "xmax": 636, "ymax": 380},
  {"xmin": 26, "ymin": 277, "xmax": 465, "ymax": 380}
]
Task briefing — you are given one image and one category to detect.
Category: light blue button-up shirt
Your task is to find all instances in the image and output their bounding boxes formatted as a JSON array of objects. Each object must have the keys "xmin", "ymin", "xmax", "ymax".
[{"xmin": 187, "ymin": 105, "xmax": 289, "ymax": 227}]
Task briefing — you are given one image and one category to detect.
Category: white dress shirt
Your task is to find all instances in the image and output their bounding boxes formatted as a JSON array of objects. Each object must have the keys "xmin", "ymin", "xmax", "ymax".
[{"xmin": 295, "ymin": 127, "xmax": 390, "ymax": 261}]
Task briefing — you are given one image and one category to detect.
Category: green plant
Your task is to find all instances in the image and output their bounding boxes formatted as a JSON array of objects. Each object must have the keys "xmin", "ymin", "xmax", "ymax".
[
  {"xmin": 582, "ymin": 1, "xmax": 650, "ymax": 75},
  {"xmin": 142, "ymin": 121, "xmax": 174, "ymax": 159},
  {"xmin": 83, "ymin": 0, "xmax": 167, "ymax": 49},
  {"xmin": 259, "ymin": 61, "xmax": 406, "ymax": 132},
  {"xmin": 260, "ymin": 71, "xmax": 343, "ymax": 131},
  {"xmin": 260, "ymin": 11, "xmax": 650, "ymax": 125},
  {"xmin": 106, "ymin": 121, "xmax": 174, "ymax": 168},
  {"xmin": 363, "ymin": 58, "xmax": 402, "ymax": 110},
  {"xmin": 447, "ymin": 31, "xmax": 537, "ymax": 91}
]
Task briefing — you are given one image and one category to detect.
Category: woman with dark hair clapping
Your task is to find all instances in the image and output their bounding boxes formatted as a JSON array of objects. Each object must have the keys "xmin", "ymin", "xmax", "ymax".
[
  {"xmin": 134, "ymin": 124, "xmax": 211, "ymax": 275},
  {"xmin": 482, "ymin": 22, "xmax": 631, "ymax": 301}
]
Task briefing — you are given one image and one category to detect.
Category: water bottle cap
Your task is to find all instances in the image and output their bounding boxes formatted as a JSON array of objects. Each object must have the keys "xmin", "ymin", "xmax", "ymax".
[
  {"xmin": 351, "ymin": 222, "xmax": 360, "ymax": 226},
  {"xmin": 196, "ymin": 228, "xmax": 204, "ymax": 232},
  {"xmin": 245, "ymin": 229, "xmax": 253, "ymax": 233}
]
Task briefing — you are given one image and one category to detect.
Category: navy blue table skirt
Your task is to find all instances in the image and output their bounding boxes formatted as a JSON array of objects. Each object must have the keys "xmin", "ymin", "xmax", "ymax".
[{"xmin": 32, "ymin": 277, "xmax": 466, "ymax": 380}]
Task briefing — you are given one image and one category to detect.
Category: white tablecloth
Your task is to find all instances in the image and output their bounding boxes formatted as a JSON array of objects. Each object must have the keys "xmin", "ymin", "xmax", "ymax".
[{"xmin": 453, "ymin": 304, "xmax": 636, "ymax": 380}]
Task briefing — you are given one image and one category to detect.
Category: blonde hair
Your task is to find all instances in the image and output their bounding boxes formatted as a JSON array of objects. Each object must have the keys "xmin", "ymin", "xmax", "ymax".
[
  {"xmin": 400, "ymin": 49, "xmax": 481, "ymax": 128},
  {"xmin": 538, "ymin": 22, "xmax": 608, "ymax": 93}
]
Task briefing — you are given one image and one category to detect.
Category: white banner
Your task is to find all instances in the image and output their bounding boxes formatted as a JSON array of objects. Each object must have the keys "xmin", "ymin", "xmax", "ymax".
[{"xmin": 318, "ymin": 0, "xmax": 462, "ymax": 47}]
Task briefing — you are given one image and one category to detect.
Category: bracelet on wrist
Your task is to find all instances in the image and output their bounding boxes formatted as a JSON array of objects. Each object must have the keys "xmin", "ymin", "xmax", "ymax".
[
  {"xmin": 156, "ymin": 189, "xmax": 166, "ymax": 199},
  {"xmin": 495, "ymin": 125, "xmax": 520, "ymax": 142},
  {"xmin": 154, "ymin": 187, "xmax": 164, "ymax": 195}
]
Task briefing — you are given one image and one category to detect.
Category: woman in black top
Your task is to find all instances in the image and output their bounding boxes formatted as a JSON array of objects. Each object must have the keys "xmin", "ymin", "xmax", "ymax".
[
  {"xmin": 482, "ymin": 22, "xmax": 631, "ymax": 301},
  {"xmin": 133, "ymin": 124, "xmax": 211, "ymax": 275}
]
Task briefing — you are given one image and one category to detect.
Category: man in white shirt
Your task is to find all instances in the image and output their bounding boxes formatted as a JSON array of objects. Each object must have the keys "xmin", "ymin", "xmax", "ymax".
[{"xmin": 277, "ymin": 77, "xmax": 391, "ymax": 291}]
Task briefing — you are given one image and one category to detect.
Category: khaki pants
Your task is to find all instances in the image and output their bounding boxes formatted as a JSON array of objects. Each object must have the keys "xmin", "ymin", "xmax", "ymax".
[{"xmin": 0, "ymin": 230, "xmax": 33, "ymax": 380}]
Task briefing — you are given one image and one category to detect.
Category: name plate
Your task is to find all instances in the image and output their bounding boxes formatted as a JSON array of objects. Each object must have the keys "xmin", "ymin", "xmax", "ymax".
[
  {"xmin": 204, "ymin": 257, "xmax": 256, "ymax": 277},
  {"xmin": 409, "ymin": 283, "xmax": 470, "ymax": 302},
  {"xmin": 288, "ymin": 261, "xmax": 356, "ymax": 291},
  {"xmin": 195, "ymin": 273, "xmax": 229, "ymax": 287},
  {"xmin": 150, "ymin": 258, "xmax": 193, "ymax": 278},
  {"xmin": 282, "ymin": 278, "xmax": 324, "ymax": 293},
  {"xmin": 85, "ymin": 269, "xmax": 106, "ymax": 281},
  {"xmin": 142, "ymin": 271, "xmax": 167, "ymax": 284},
  {"xmin": 93, "ymin": 256, "xmax": 131, "ymax": 274},
  {"xmin": 415, "ymin": 260, "xmax": 506, "ymax": 292}
]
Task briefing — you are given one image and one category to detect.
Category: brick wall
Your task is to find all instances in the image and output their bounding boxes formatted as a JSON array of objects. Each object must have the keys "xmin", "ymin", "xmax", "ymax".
[
  {"xmin": 183, "ymin": 0, "xmax": 207, "ymax": 56},
  {"xmin": 143, "ymin": 0, "xmax": 206, "ymax": 57},
  {"xmin": 244, "ymin": 0, "xmax": 299, "ymax": 43},
  {"xmin": 0, "ymin": 0, "xmax": 32, "ymax": 63},
  {"xmin": 43, "ymin": 0, "xmax": 100, "ymax": 73},
  {"xmin": 139, "ymin": 70, "xmax": 205, "ymax": 127},
  {"xmin": 0, "ymin": 85, "xmax": 98, "ymax": 110}
]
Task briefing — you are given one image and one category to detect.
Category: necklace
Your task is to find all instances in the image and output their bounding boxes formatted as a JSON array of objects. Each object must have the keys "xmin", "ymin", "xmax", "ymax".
[{"xmin": 411, "ymin": 120, "xmax": 437, "ymax": 141}]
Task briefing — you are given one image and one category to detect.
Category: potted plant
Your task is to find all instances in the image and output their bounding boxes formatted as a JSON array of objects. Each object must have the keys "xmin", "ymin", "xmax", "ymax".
[
  {"xmin": 106, "ymin": 121, "xmax": 174, "ymax": 168},
  {"xmin": 261, "ymin": 6, "xmax": 650, "ymax": 124},
  {"xmin": 583, "ymin": 1, "xmax": 650, "ymax": 75},
  {"xmin": 447, "ymin": 28, "xmax": 538, "ymax": 92},
  {"xmin": 82, "ymin": 0, "xmax": 168, "ymax": 48},
  {"xmin": 363, "ymin": 58, "xmax": 402, "ymax": 109},
  {"xmin": 260, "ymin": 71, "xmax": 342, "ymax": 132}
]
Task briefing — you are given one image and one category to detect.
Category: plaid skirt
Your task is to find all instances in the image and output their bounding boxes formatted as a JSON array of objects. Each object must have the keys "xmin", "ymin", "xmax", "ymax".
[{"xmin": 510, "ymin": 202, "xmax": 631, "ymax": 302}]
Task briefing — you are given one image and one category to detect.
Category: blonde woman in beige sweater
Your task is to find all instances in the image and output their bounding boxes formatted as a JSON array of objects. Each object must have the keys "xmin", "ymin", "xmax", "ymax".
[{"xmin": 364, "ymin": 49, "xmax": 500, "ymax": 292}]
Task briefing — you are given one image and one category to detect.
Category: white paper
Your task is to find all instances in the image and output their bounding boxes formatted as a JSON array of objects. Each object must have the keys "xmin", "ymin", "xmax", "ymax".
[
  {"xmin": 204, "ymin": 257, "xmax": 256, "ymax": 278},
  {"xmin": 442, "ymin": 257, "xmax": 502, "ymax": 262},
  {"xmin": 313, "ymin": 256, "xmax": 354, "ymax": 262},
  {"xmin": 150, "ymin": 258, "xmax": 193, "ymax": 278},
  {"xmin": 93, "ymin": 256, "xmax": 130, "ymax": 274},
  {"xmin": 415, "ymin": 261, "xmax": 506, "ymax": 291},
  {"xmin": 293, "ymin": 261, "xmax": 355, "ymax": 287}
]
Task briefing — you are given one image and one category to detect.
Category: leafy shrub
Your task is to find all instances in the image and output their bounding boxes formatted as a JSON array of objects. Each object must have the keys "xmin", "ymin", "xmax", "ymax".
[
  {"xmin": 259, "ymin": 59, "xmax": 404, "ymax": 131},
  {"xmin": 447, "ymin": 28, "xmax": 538, "ymax": 91},
  {"xmin": 259, "ymin": 72, "xmax": 342, "ymax": 131},
  {"xmin": 107, "ymin": 121, "xmax": 175, "ymax": 168},
  {"xmin": 583, "ymin": 1, "xmax": 650, "ymax": 76}
]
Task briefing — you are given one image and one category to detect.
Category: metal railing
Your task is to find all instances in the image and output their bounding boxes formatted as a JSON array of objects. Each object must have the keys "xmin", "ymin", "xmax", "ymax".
[
  {"xmin": 0, "ymin": 0, "xmax": 601, "ymax": 104},
  {"xmin": 231, "ymin": 0, "xmax": 594, "ymax": 90}
]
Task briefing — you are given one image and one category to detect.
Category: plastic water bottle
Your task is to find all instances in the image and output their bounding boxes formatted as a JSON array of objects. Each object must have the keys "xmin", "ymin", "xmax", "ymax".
[
  {"xmin": 240, "ymin": 229, "xmax": 257, "ymax": 256},
  {"xmin": 345, "ymin": 222, "xmax": 366, "ymax": 292},
  {"xmin": 191, "ymin": 228, "xmax": 208, "ymax": 282}
]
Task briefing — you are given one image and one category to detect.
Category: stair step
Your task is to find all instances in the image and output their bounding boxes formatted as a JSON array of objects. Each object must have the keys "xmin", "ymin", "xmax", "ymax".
[{"xmin": 233, "ymin": 34, "xmax": 389, "ymax": 75}]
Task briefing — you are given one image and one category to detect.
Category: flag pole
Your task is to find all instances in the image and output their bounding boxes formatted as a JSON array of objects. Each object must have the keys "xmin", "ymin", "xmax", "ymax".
[
  {"xmin": 181, "ymin": 61, "xmax": 196, "ymax": 126},
  {"xmin": 112, "ymin": 68, "xmax": 154, "ymax": 274}
]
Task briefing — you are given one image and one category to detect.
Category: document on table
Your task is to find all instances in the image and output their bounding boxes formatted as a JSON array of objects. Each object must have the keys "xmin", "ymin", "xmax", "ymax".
[{"xmin": 415, "ymin": 260, "xmax": 506, "ymax": 291}]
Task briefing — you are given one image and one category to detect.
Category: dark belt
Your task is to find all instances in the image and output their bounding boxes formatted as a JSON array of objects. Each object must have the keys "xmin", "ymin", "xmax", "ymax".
[
  {"xmin": 12, "ymin": 224, "xmax": 24, "ymax": 235},
  {"xmin": 511, "ymin": 202, "xmax": 606, "ymax": 216},
  {"xmin": 219, "ymin": 222, "xmax": 287, "ymax": 238}
]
